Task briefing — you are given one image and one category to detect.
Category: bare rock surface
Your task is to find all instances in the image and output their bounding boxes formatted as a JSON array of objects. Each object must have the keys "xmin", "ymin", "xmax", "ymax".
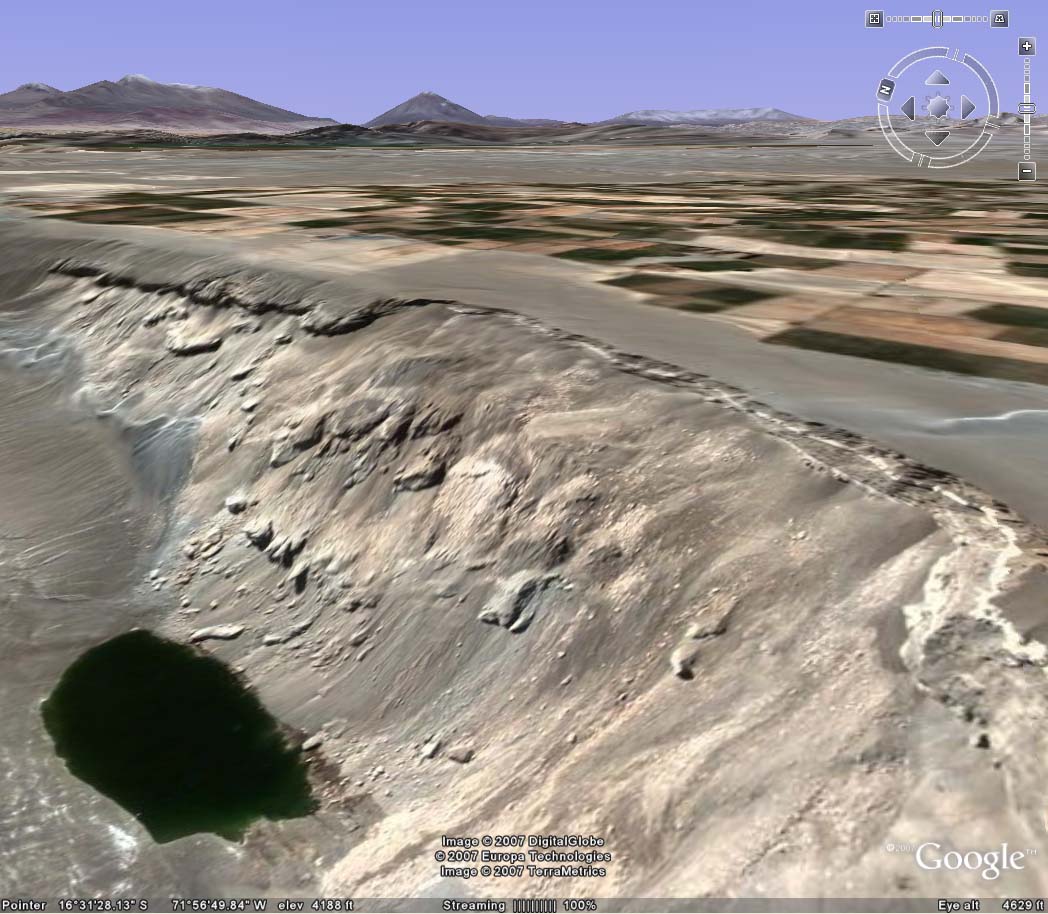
[
  {"xmin": 446, "ymin": 745, "xmax": 475, "ymax": 764},
  {"xmin": 189, "ymin": 623, "xmax": 245, "ymax": 642},
  {"xmin": 164, "ymin": 327, "xmax": 223, "ymax": 355},
  {"xmin": 477, "ymin": 571, "xmax": 559, "ymax": 633},
  {"xmin": 3, "ymin": 221, "xmax": 1048, "ymax": 900}
]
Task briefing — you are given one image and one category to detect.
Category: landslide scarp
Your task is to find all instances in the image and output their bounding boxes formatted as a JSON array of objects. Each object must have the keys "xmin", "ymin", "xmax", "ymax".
[{"xmin": 3, "ymin": 222, "xmax": 1048, "ymax": 898}]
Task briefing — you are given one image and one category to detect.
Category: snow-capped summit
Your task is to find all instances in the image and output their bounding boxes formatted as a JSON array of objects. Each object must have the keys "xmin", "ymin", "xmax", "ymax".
[
  {"xmin": 602, "ymin": 106, "xmax": 811, "ymax": 126},
  {"xmin": 0, "ymin": 82, "xmax": 61, "ymax": 108}
]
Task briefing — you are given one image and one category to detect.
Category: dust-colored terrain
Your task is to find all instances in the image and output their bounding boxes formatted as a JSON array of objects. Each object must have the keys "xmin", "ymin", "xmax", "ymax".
[{"xmin": 2, "ymin": 143, "xmax": 1048, "ymax": 903}]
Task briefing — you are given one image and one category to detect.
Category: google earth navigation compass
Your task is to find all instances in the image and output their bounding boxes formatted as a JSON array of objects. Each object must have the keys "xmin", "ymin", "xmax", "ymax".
[
  {"xmin": 877, "ymin": 45, "xmax": 1000, "ymax": 168},
  {"xmin": 864, "ymin": 9, "xmax": 1013, "ymax": 169}
]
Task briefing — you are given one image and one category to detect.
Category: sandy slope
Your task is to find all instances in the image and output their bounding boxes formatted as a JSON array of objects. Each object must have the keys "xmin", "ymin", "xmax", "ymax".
[{"xmin": 2, "ymin": 223, "xmax": 1048, "ymax": 899}]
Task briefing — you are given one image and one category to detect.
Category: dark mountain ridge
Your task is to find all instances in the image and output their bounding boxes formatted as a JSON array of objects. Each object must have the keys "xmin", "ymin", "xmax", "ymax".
[{"xmin": 0, "ymin": 75, "xmax": 336, "ymax": 134}]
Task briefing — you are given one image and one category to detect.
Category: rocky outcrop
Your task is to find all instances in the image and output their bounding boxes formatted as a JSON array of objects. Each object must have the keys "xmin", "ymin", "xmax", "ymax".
[
  {"xmin": 189, "ymin": 623, "xmax": 245, "ymax": 642},
  {"xmin": 300, "ymin": 297, "xmax": 441, "ymax": 336},
  {"xmin": 477, "ymin": 572, "xmax": 559, "ymax": 633},
  {"xmin": 164, "ymin": 328, "xmax": 222, "ymax": 355}
]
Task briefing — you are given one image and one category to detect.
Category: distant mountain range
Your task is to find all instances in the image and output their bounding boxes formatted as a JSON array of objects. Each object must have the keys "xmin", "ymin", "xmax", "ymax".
[
  {"xmin": 0, "ymin": 81, "xmax": 812, "ymax": 133},
  {"xmin": 601, "ymin": 106, "xmax": 811, "ymax": 126},
  {"xmin": 0, "ymin": 75, "xmax": 336, "ymax": 133},
  {"xmin": 365, "ymin": 93, "xmax": 807, "ymax": 129}
]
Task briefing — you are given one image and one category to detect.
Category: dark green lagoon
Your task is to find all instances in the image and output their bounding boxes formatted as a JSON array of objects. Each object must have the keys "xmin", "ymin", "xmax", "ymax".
[{"xmin": 41, "ymin": 630, "xmax": 315, "ymax": 843}]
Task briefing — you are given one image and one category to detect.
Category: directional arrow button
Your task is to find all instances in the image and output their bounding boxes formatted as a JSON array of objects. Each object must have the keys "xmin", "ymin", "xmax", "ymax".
[
  {"xmin": 925, "ymin": 129, "xmax": 951, "ymax": 146},
  {"xmin": 901, "ymin": 96, "xmax": 916, "ymax": 120},
  {"xmin": 961, "ymin": 95, "xmax": 977, "ymax": 119}
]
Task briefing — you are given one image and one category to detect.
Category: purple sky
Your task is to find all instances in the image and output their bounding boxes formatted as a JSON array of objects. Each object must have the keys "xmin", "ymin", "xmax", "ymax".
[{"xmin": 4, "ymin": 0, "xmax": 1042, "ymax": 122}]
